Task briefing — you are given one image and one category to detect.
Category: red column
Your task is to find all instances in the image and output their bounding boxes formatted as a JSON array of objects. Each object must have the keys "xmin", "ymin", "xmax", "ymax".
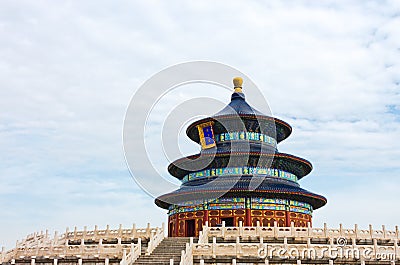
[
  {"xmin": 174, "ymin": 214, "xmax": 179, "ymax": 237},
  {"xmin": 203, "ymin": 210, "xmax": 209, "ymax": 225},
  {"xmin": 285, "ymin": 210, "xmax": 290, "ymax": 227},
  {"xmin": 245, "ymin": 208, "xmax": 251, "ymax": 226}
]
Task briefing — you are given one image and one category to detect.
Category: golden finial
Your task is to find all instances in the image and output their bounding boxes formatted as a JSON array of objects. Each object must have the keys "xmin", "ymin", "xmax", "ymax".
[{"xmin": 233, "ymin": 77, "xmax": 243, "ymax": 93}]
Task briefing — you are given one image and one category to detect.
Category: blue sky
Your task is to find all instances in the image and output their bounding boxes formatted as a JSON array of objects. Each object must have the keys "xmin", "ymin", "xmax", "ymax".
[{"xmin": 0, "ymin": 0, "xmax": 399, "ymax": 249}]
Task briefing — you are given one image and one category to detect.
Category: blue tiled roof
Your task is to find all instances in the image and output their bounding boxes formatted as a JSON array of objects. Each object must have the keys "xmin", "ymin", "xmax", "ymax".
[
  {"xmin": 213, "ymin": 92, "xmax": 265, "ymax": 117},
  {"xmin": 155, "ymin": 176, "xmax": 327, "ymax": 210}
]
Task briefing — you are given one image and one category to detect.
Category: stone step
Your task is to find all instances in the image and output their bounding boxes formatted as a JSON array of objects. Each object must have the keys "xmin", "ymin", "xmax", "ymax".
[{"xmin": 134, "ymin": 237, "xmax": 191, "ymax": 264}]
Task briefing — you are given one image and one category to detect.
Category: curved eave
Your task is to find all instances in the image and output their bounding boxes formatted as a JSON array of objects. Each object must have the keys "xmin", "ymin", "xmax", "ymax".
[
  {"xmin": 168, "ymin": 152, "xmax": 312, "ymax": 180},
  {"xmin": 186, "ymin": 115, "xmax": 292, "ymax": 143},
  {"xmin": 155, "ymin": 187, "xmax": 327, "ymax": 210}
]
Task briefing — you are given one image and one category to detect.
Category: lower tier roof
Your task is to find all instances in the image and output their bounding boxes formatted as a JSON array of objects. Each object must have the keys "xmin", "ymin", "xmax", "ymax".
[{"xmin": 155, "ymin": 176, "xmax": 326, "ymax": 210}]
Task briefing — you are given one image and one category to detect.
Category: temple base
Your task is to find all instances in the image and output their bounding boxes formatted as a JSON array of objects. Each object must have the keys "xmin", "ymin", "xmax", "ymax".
[{"xmin": 168, "ymin": 208, "xmax": 311, "ymax": 237}]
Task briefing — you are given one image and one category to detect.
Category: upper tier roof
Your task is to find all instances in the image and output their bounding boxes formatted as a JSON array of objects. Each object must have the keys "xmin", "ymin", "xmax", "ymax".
[
  {"xmin": 215, "ymin": 91, "xmax": 265, "ymax": 116},
  {"xmin": 186, "ymin": 79, "xmax": 292, "ymax": 143}
]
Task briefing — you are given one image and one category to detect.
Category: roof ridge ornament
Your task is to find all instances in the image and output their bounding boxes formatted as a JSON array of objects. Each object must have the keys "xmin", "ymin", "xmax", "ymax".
[{"xmin": 233, "ymin": 77, "xmax": 243, "ymax": 93}]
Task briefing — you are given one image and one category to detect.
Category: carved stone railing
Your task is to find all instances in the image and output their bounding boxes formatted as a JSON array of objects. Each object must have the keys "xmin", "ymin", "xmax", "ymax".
[
  {"xmin": 120, "ymin": 239, "xmax": 141, "ymax": 265},
  {"xmin": 61, "ymin": 223, "xmax": 155, "ymax": 241},
  {"xmin": 193, "ymin": 238, "xmax": 400, "ymax": 261},
  {"xmin": 203, "ymin": 222, "xmax": 400, "ymax": 241},
  {"xmin": 145, "ymin": 224, "xmax": 165, "ymax": 255},
  {"xmin": 179, "ymin": 238, "xmax": 194, "ymax": 265},
  {"xmin": 0, "ymin": 224, "xmax": 163, "ymax": 264},
  {"xmin": 3, "ymin": 244, "xmax": 128, "ymax": 259}
]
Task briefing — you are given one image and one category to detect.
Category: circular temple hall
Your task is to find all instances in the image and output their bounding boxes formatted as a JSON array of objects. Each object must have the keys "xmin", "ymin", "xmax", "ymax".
[{"xmin": 155, "ymin": 78, "xmax": 327, "ymax": 237}]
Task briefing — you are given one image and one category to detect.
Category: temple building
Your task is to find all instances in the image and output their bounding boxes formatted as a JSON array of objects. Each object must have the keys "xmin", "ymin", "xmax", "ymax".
[{"xmin": 155, "ymin": 77, "xmax": 327, "ymax": 237}]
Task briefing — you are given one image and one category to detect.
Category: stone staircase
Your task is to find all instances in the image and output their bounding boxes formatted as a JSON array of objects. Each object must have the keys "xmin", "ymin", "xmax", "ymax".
[{"xmin": 134, "ymin": 237, "xmax": 192, "ymax": 265}]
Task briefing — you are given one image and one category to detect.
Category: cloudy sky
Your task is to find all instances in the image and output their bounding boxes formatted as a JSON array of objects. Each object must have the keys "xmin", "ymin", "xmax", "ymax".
[{"xmin": 1, "ymin": 0, "xmax": 399, "ymax": 249}]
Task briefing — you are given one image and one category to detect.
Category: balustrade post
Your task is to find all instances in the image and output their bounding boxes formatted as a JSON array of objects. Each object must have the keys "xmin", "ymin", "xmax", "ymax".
[
  {"xmin": 232, "ymin": 258, "xmax": 237, "ymax": 265},
  {"xmin": 78, "ymin": 258, "xmax": 82, "ymax": 265},
  {"xmin": 339, "ymin": 223, "xmax": 343, "ymax": 237},
  {"xmin": 146, "ymin": 223, "xmax": 151, "ymax": 237},
  {"xmin": 83, "ymin": 226, "xmax": 87, "ymax": 240},
  {"xmin": 256, "ymin": 221, "xmax": 261, "ymax": 236},
  {"xmin": 118, "ymin": 224, "xmax": 122, "ymax": 237},
  {"xmin": 200, "ymin": 259, "xmax": 205, "ymax": 265},
  {"xmin": 239, "ymin": 221, "xmax": 243, "ymax": 238},
  {"xmin": 373, "ymin": 239, "xmax": 378, "ymax": 256},
  {"xmin": 94, "ymin": 225, "xmax": 98, "ymax": 236},
  {"xmin": 355, "ymin": 224, "xmax": 359, "ymax": 239},
  {"xmin": 236, "ymin": 237, "xmax": 240, "ymax": 257},
  {"xmin": 273, "ymin": 221, "xmax": 278, "ymax": 238},
  {"xmin": 212, "ymin": 237, "xmax": 216, "ymax": 259},
  {"xmin": 105, "ymin": 257, "xmax": 109, "ymax": 265},
  {"xmin": 383, "ymin": 225, "xmax": 387, "ymax": 239},
  {"xmin": 122, "ymin": 249, "xmax": 126, "ymax": 260},
  {"xmin": 130, "ymin": 242, "xmax": 134, "ymax": 256},
  {"xmin": 132, "ymin": 223, "xmax": 136, "ymax": 238},
  {"xmin": 296, "ymin": 259, "xmax": 301, "ymax": 265},
  {"xmin": 54, "ymin": 231, "xmax": 59, "ymax": 245},
  {"xmin": 31, "ymin": 257, "xmax": 35, "ymax": 265},
  {"xmin": 329, "ymin": 259, "xmax": 334, "ymax": 265},
  {"xmin": 73, "ymin": 226, "xmax": 77, "ymax": 240},
  {"xmin": 170, "ymin": 258, "xmax": 174, "ymax": 265},
  {"xmin": 396, "ymin": 226, "xmax": 399, "ymax": 239},
  {"xmin": 307, "ymin": 222, "xmax": 312, "ymax": 237},
  {"xmin": 138, "ymin": 238, "xmax": 142, "ymax": 253},
  {"xmin": 369, "ymin": 224, "xmax": 374, "ymax": 239},
  {"xmin": 290, "ymin": 222, "xmax": 295, "ymax": 236},
  {"xmin": 265, "ymin": 259, "xmax": 269, "ymax": 265},
  {"xmin": 53, "ymin": 258, "xmax": 57, "ymax": 265},
  {"xmin": 106, "ymin": 225, "xmax": 110, "ymax": 236},
  {"xmin": 393, "ymin": 239, "xmax": 399, "ymax": 260}
]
